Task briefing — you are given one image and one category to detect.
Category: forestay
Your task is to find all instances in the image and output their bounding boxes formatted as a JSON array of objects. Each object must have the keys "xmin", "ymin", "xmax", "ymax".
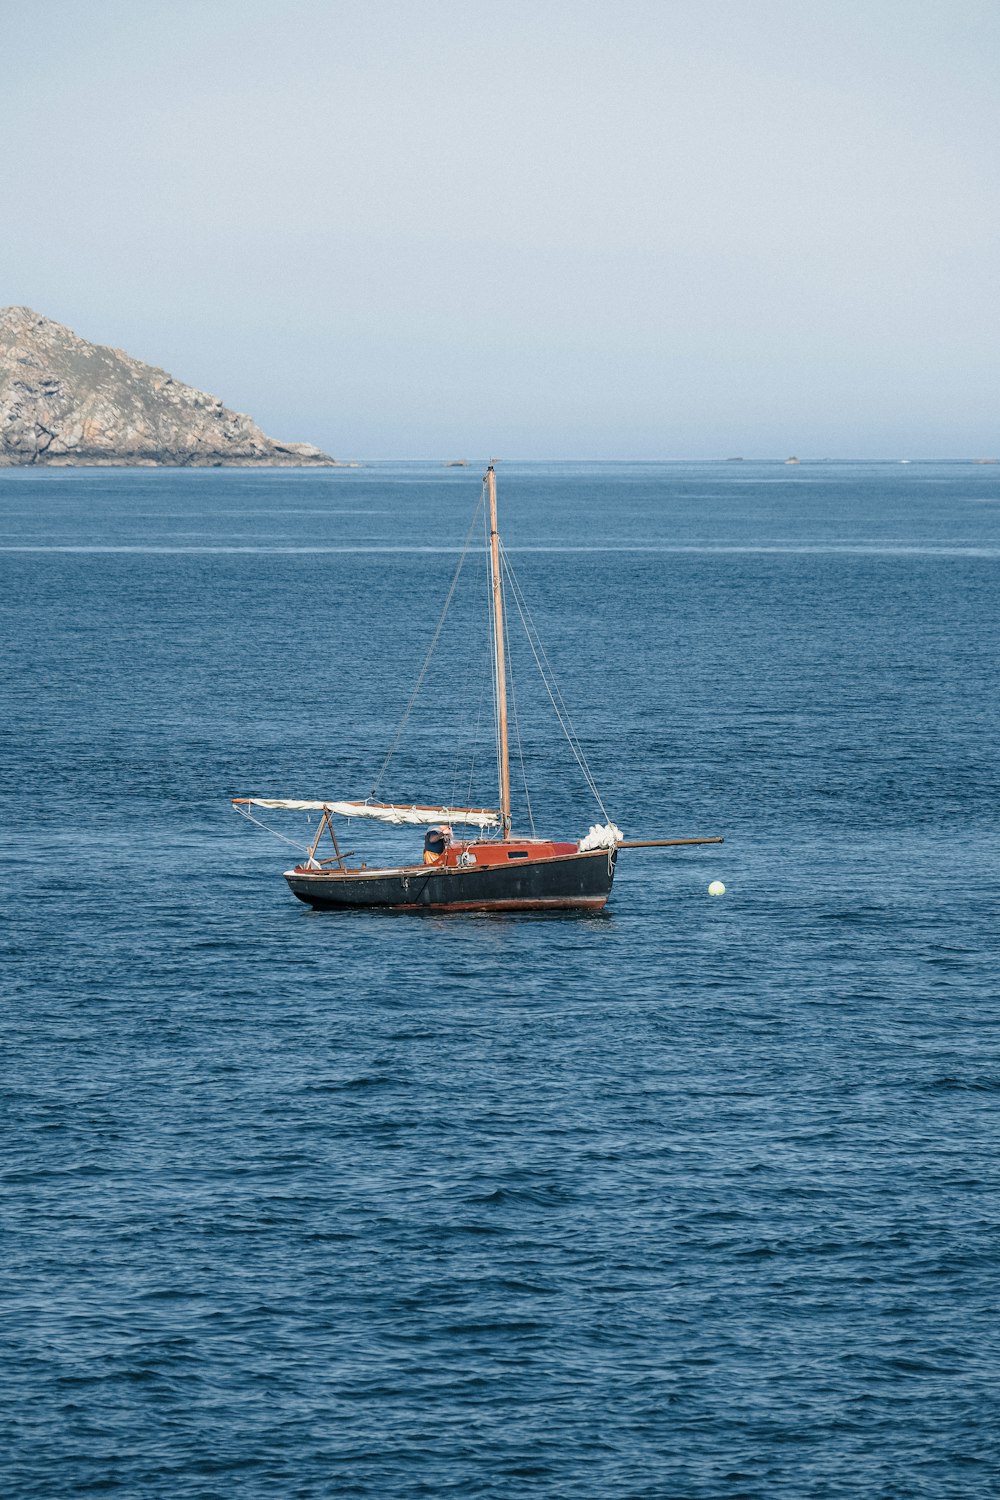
[{"xmin": 233, "ymin": 798, "xmax": 500, "ymax": 830}]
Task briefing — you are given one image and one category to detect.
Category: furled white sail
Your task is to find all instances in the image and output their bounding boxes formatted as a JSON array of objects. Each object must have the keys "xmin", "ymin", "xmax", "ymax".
[
  {"xmin": 234, "ymin": 798, "xmax": 500, "ymax": 829},
  {"xmin": 578, "ymin": 822, "xmax": 624, "ymax": 851}
]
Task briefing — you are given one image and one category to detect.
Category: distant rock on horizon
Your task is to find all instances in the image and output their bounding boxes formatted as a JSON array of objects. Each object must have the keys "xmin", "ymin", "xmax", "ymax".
[{"xmin": 0, "ymin": 307, "xmax": 336, "ymax": 467}]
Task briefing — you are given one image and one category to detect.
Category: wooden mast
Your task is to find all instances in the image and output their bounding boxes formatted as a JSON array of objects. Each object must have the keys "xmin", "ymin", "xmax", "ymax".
[{"xmin": 486, "ymin": 463, "xmax": 512, "ymax": 838}]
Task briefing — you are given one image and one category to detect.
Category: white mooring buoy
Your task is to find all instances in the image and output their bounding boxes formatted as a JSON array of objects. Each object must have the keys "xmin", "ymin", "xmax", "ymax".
[{"xmin": 708, "ymin": 880, "xmax": 726, "ymax": 897}]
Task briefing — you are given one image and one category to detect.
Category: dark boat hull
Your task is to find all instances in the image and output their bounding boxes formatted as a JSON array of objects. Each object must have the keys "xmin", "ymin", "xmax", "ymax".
[{"xmin": 284, "ymin": 848, "xmax": 617, "ymax": 912}]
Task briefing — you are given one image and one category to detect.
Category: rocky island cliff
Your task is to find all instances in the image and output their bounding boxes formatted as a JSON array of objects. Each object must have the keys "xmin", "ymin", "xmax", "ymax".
[{"xmin": 0, "ymin": 307, "xmax": 335, "ymax": 466}]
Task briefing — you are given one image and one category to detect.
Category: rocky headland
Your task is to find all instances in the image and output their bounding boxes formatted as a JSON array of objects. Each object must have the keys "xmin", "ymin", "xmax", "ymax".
[{"xmin": 0, "ymin": 307, "xmax": 336, "ymax": 466}]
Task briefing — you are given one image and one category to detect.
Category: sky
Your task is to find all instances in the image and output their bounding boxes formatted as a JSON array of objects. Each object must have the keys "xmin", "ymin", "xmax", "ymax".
[{"xmin": 2, "ymin": 0, "xmax": 998, "ymax": 458}]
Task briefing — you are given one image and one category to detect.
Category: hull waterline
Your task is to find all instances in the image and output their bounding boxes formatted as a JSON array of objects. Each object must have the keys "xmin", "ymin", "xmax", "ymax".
[{"xmin": 284, "ymin": 847, "xmax": 617, "ymax": 912}]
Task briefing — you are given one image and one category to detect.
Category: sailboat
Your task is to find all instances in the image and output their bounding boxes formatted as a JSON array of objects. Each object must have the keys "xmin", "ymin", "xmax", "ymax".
[{"xmin": 233, "ymin": 464, "xmax": 722, "ymax": 911}]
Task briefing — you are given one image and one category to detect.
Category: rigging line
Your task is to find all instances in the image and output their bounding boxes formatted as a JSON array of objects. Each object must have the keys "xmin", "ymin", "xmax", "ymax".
[
  {"xmin": 453, "ymin": 606, "xmax": 494, "ymax": 811},
  {"xmin": 233, "ymin": 801, "xmax": 313, "ymax": 853},
  {"xmin": 465, "ymin": 647, "xmax": 492, "ymax": 808},
  {"xmin": 445, "ymin": 495, "xmax": 490, "ymax": 810},
  {"xmin": 499, "ymin": 542, "xmax": 602, "ymax": 790},
  {"xmin": 459, "ymin": 546, "xmax": 495, "ymax": 812},
  {"xmin": 369, "ymin": 489, "xmax": 485, "ymax": 799},
  {"xmin": 507, "ymin": 637, "xmax": 535, "ymax": 836},
  {"xmin": 446, "ymin": 565, "xmax": 488, "ymax": 808},
  {"xmin": 500, "ymin": 547, "xmax": 611, "ymax": 820},
  {"xmin": 500, "ymin": 554, "xmax": 535, "ymax": 836},
  {"xmin": 501, "ymin": 546, "xmax": 600, "ymax": 786}
]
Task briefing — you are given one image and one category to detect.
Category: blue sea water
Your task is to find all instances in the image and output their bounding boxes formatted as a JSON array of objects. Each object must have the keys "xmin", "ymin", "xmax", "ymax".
[{"xmin": 2, "ymin": 460, "xmax": 1000, "ymax": 1498}]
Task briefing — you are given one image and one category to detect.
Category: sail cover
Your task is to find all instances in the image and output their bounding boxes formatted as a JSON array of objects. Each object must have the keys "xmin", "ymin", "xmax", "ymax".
[{"xmin": 234, "ymin": 798, "xmax": 500, "ymax": 830}]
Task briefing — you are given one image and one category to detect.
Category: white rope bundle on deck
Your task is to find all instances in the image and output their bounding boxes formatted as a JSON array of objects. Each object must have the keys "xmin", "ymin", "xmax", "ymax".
[{"xmin": 578, "ymin": 822, "xmax": 624, "ymax": 851}]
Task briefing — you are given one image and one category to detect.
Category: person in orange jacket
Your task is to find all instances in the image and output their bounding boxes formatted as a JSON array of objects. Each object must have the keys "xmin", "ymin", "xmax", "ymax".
[{"xmin": 423, "ymin": 825, "xmax": 451, "ymax": 865}]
